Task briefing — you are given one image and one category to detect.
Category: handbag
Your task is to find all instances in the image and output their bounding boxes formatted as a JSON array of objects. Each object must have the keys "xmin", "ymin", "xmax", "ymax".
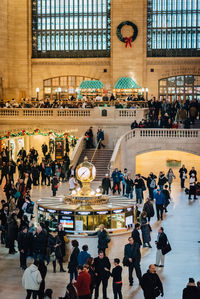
[
  {"xmin": 162, "ymin": 241, "xmax": 172, "ymax": 255},
  {"xmin": 50, "ymin": 252, "xmax": 56, "ymax": 261},
  {"xmin": 122, "ymin": 256, "xmax": 131, "ymax": 267}
]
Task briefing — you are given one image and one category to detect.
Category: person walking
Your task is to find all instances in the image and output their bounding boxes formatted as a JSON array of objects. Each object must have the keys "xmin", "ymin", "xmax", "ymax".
[
  {"xmin": 51, "ymin": 175, "xmax": 59, "ymax": 196},
  {"xmin": 124, "ymin": 237, "xmax": 142, "ymax": 286},
  {"xmin": 101, "ymin": 174, "xmax": 111, "ymax": 195},
  {"xmin": 189, "ymin": 167, "xmax": 197, "ymax": 180},
  {"xmin": 142, "ymin": 173, "xmax": 157, "ymax": 200},
  {"xmin": 105, "ymin": 258, "xmax": 123, "ymax": 299},
  {"xmin": 22, "ymin": 260, "xmax": 42, "ymax": 299},
  {"xmin": 155, "ymin": 227, "xmax": 168, "ymax": 267},
  {"xmin": 143, "ymin": 198, "xmax": 155, "ymax": 222},
  {"xmin": 182, "ymin": 278, "xmax": 200, "ymax": 299},
  {"xmin": 131, "ymin": 223, "xmax": 142, "ymax": 248},
  {"xmin": 68, "ymin": 240, "xmax": 80, "ymax": 283},
  {"xmin": 166, "ymin": 168, "xmax": 176, "ymax": 191},
  {"xmin": 162, "ymin": 185, "xmax": 171, "ymax": 212},
  {"xmin": 158, "ymin": 172, "xmax": 168, "ymax": 191},
  {"xmin": 112, "ymin": 168, "xmax": 122, "ymax": 195},
  {"xmin": 125, "ymin": 175, "xmax": 134, "ymax": 199},
  {"xmin": 139, "ymin": 211, "xmax": 152, "ymax": 248},
  {"xmin": 179, "ymin": 165, "xmax": 187, "ymax": 188},
  {"xmin": 48, "ymin": 229, "xmax": 66, "ymax": 273},
  {"xmin": 45, "ymin": 164, "xmax": 52, "ymax": 186},
  {"xmin": 17, "ymin": 226, "xmax": 30, "ymax": 270},
  {"xmin": 93, "ymin": 250, "xmax": 111, "ymax": 299},
  {"xmin": 134, "ymin": 174, "xmax": 144, "ymax": 204},
  {"xmin": 73, "ymin": 265, "xmax": 91, "ymax": 299},
  {"xmin": 140, "ymin": 264, "xmax": 164, "ymax": 299},
  {"xmin": 153, "ymin": 189, "xmax": 165, "ymax": 221},
  {"xmin": 188, "ymin": 173, "xmax": 197, "ymax": 200}
]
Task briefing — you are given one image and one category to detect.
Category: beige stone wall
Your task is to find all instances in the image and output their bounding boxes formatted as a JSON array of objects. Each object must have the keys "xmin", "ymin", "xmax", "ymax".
[{"xmin": 1, "ymin": 0, "xmax": 200, "ymax": 99}]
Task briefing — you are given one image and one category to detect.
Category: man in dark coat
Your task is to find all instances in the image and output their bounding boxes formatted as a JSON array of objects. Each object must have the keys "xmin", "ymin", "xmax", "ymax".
[
  {"xmin": 0, "ymin": 203, "xmax": 9, "ymax": 245},
  {"xmin": 182, "ymin": 278, "xmax": 200, "ymax": 299},
  {"xmin": 18, "ymin": 226, "xmax": 30, "ymax": 269},
  {"xmin": 101, "ymin": 174, "xmax": 111, "ymax": 195},
  {"xmin": 141, "ymin": 264, "xmax": 164, "ymax": 299},
  {"xmin": 42, "ymin": 143, "xmax": 48, "ymax": 157},
  {"xmin": 0, "ymin": 162, "xmax": 9, "ymax": 185},
  {"xmin": 94, "ymin": 250, "xmax": 111, "ymax": 299},
  {"xmin": 131, "ymin": 223, "xmax": 142, "ymax": 247},
  {"xmin": 32, "ymin": 225, "xmax": 47, "ymax": 260},
  {"xmin": 179, "ymin": 165, "xmax": 187, "ymax": 188},
  {"xmin": 7, "ymin": 209, "xmax": 19, "ymax": 254},
  {"xmin": 124, "ymin": 236, "xmax": 142, "ymax": 286},
  {"xmin": 155, "ymin": 227, "xmax": 168, "ymax": 267},
  {"xmin": 51, "ymin": 175, "xmax": 59, "ymax": 196}
]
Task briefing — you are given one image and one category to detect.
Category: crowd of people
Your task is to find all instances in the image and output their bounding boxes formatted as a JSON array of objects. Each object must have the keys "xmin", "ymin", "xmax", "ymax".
[{"xmin": 0, "ymin": 139, "xmax": 199, "ymax": 298}]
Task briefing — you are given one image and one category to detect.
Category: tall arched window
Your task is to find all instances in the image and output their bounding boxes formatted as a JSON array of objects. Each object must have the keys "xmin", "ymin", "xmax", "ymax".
[
  {"xmin": 147, "ymin": 0, "xmax": 200, "ymax": 57},
  {"xmin": 32, "ymin": 0, "xmax": 111, "ymax": 58}
]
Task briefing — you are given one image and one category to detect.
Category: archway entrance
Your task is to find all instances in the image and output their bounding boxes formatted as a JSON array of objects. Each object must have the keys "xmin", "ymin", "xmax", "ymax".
[{"xmin": 136, "ymin": 150, "xmax": 200, "ymax": 184}]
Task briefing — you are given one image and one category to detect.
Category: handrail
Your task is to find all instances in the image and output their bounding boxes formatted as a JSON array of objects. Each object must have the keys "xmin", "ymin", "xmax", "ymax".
[
  {"xmin": 70, "ymin": 136, "xmax": 85, "ymax": 167},
  {"xmin": 90, "ymin": 140, "xmax": 101, "ymax": 163}
]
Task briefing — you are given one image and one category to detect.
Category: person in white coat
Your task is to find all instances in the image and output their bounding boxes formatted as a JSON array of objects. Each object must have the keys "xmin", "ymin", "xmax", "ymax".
[{"xmin": 22, "ymin": 260, "xmax": 42, "ymax": 299}]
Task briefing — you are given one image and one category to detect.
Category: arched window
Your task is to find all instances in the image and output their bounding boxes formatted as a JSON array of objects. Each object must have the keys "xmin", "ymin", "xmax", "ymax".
[
  {"xmin": 32, "ymin": 0, "xmax": 111, "ymax": 58},
  {"xmin": 147, "ymin": 0, "xmax": 200, "ymax": 57},
  {"xmin": 159, "ymin": 75, "xmax": 200, "ymax": 101}
]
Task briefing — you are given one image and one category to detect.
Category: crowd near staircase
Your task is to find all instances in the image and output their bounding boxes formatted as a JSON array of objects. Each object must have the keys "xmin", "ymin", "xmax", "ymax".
[{"xmin": 77, "ymin": 148, "xmax": 113, "ymax": 181}]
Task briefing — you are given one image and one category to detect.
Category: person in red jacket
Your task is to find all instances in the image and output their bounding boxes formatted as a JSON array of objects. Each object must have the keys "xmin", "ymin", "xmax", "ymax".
[{"xmin": 73, "ymin": 265, "xmax": 91, "ymax": 299}]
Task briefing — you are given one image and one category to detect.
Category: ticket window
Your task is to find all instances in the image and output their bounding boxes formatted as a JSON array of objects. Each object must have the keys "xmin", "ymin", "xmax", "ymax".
[
  {"xmin": 111, "ymin": 213, "xmax": 125, "ymax": 229},
  {"xmin": 76, "ymin": 215, "xmax": 90, "ymax": 231},
  {"xmin": 93, "ymin": 215, "xmax": 111, "ymax": 229}
]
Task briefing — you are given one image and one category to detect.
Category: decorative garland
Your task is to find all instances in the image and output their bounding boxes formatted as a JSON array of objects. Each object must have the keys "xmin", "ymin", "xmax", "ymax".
[
  {"xmin": 0, "ymin": 129, "xmax": 78, "ymax": 142},
  {"xmin": 116, "ymin": 21, "xmax": 138, "ymax": 48}
]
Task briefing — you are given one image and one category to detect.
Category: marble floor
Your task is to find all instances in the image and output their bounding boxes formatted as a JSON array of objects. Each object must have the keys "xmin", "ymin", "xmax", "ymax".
[{"xmin": 0, "ymin": 177, "xmax": 200, "ymax": 298}]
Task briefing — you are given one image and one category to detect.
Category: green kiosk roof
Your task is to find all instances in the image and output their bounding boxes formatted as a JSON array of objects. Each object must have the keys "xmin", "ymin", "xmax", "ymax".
[
  {"xmin": 114, "ymin": 77, "xmax": 141, "ymax": 89},
  {"xmin": 79, "ymin": 80, "xmax": 104, "ymax": 89}
]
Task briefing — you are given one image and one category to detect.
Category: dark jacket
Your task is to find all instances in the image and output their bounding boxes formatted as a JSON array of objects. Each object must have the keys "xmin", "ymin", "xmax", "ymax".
[
  {"xmin": 102, "ymin": 177, "xmax": 111, "ymax": 190},
  {"xmin": 95, "ymin": 229, "xmax": 110, "ymax": 249},
  {"xmin": 7, "ymin": 213, "xmax": 18, "ymax": 241},
  {"xmin": 182, "ymin": 284, "xmax": 200, "ymax": 299},
  {"xmin": 93, "ymin": 256, "xmax": 111, "ymax": 279},
  {"xmin": 18, "ymin": 231, "xmax": 30, "ymax": 251},
  {"xmin": 110, "ymin": 265, "xmax": 122, "ymax": 283},
  {"xmin": 179, "ymin": 167, "xmax": 187, "ymax": 178},
  {"xmin": 141, "ymin": 270, "xmax": 163, "ymax": 297},
  {"xmin": 158, "ymin": 174, "xmax": 168, "ymax": 186},
  {"xmin": 33, "ymin": 230, "xmax": 47, "ymax": 254},
  {"xmin": 124, "ymin": 242, "xmax": 141, "ymax": 264},
  {"xmin": 78, "ymin": 251, "xmax": 91, "ymax": 266},
  {"xmin": 68, "ymin": 247, "xmax": 80, "ymax": 273},
  {"xmin": 48, "ymin": 234, "xmax": 62, "ymax": 258},
  {"xmin": 131, "ymin": 229, "xmax": 142, "ymax": 247},
  {"xmin": 125, "ymin": 178, "xmax": 134, "ymax": 193},
  {"xmin": 156, "ymin": 232, "xmax": 168, "ymax": 250},
  {"xmin": 143, "ymin": 201, "xmax": 155, "ymax": 218}
]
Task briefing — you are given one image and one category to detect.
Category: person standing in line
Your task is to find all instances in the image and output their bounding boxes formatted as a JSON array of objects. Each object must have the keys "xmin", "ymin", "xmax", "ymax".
[
  {"xmin": 131, "ymin": 223, "xmax": 142, "ymax": 248},
  {"xmin": 188, "ymin": 173, "xmax": 197, "ymax": 200},
  {"xmin": 153, "ymin": 189, "xmax": 166, "ymax": 221},
  {"xmin": 68, "ymin": 240, "xmax": 80, "ymax": 283},
  {"xmin": 105, "ymin": 258, "xmax": 123, "ymax": 299},
  {"xmin": 155, "ymin": 227, "xmax": 168, "ymax": 268},
  {"xmin": 124, "ymin": 237, "xmax": 142, "ymax": 286},
  {"xmin": 22, "ymin": 260, "xmax": 42, "ymax": 299},
  {"xmin": 101, "ymin": 174, "xmax": 111, "ymax": 195},
  {"xmin": 182, "ymin": 278, "xmax": 200, "ymax": 299},
  {"xmin": 73, "ymin": 265, "xmax": 91, "ymax": 299},
  {"xmin": 93, "ymin": 250, "xmax": 111, "ymax": 299},
  {"xmin": 179, "ymin": 165, "xmax": 187, "ymax": 188},
  {"xmin": 140, "ymin": 264, "xmax": 164, "ymax": 299},
  {"xmin": 166, "ymin": 168, "xmax": 176, "ymax": 191},
  {"xmin": 78, "ymin": 245, "xmax": 91, "ymax": 266}
]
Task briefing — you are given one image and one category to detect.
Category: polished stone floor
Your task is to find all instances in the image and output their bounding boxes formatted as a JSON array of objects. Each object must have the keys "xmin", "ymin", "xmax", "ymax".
[{"xmin": 0, "ymin": 176, "xmax": 200, "ymax": 298}]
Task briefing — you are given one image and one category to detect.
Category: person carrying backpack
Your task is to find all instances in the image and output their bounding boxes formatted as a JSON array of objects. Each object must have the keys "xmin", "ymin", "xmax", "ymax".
[{"xmin": 142, "ymin": 173, "xmax": 157, "ymax": 200}]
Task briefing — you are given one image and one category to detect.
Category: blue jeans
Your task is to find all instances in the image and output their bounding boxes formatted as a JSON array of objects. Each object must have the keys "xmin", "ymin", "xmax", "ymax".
[
  {"xmin": 126, "ymin": 188, "xmax": 133, "ymax": 199},
  {"xmin": 135, "ymin": 188, "xmax": 143, "ymax": 204},
  {"xmin": 159, "ymin": 185, "xmax": 164, "ymax": 191}
]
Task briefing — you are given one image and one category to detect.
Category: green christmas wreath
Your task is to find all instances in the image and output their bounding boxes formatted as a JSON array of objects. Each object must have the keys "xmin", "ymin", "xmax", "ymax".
[{"xmin": 116, "ymin": 21, "xmax": 138, "ymax": 47}]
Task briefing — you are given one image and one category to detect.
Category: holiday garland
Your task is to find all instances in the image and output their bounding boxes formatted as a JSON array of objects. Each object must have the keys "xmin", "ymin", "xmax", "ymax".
[
  {"xmin": 116, "ymin": 21, "xmax": 138, "ymax": 47},
  {"xmin": 0, "ymin": 129, "xmax": 78, "ymax": 142}
]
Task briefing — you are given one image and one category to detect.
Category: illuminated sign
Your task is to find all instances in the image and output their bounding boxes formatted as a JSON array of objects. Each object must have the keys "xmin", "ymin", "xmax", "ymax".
[
  {"xmin": 77, "ymin": 211, "xmax": 92, "ymax": 215},
  {"xmin": 112, "ymin": 209, "xmax": 124, "ymax": 214},
  {"xmin": 38, "ymin": 207, "xmax": 45, "ymax": 212},
  {"xmin": 60, "ymin": 211, "xmax": 73, "ymax": 215},
  {"xmin": 126, "ymin": 207, "xmax": 132, "ymax": 212},
  {"xmin": 94, "ymin": 211, "xmax": 110, "ymax": 215},
  {"xmin": 47, "ymin": 209, "xmax": 56, "ymax": 213}
]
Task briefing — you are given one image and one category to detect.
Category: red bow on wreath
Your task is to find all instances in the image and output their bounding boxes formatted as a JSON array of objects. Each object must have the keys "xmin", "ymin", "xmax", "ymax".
[{"xmin": 124, "ymin": 37, "xmax": 132, "ymax": 48}]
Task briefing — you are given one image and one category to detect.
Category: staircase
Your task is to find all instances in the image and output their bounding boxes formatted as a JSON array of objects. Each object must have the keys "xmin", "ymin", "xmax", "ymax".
[{"xmin": 77, "ymin": 149, "xmax": 113, "ymax": 181}]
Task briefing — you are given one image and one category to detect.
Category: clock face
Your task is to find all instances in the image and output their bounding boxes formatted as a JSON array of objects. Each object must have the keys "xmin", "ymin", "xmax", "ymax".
[{"xmin": 77, "ymin": 167, "xmax": 91, "ymax": 180}]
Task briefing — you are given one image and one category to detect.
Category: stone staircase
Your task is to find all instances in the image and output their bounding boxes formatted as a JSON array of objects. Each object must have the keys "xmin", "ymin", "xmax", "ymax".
[{"xmin": 77, "ymin": 149, "xmax": 113, "ymax": 181}]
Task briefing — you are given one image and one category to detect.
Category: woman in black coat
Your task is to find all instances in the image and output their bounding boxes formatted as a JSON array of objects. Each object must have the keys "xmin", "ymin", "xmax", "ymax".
[
  {"xmin": 143, "ymin": 198, "xmax": 155, "ymax": 222},
  {"xmin": 48, "ymin": 230, "xmax": 66, "ymax": 273},
  {"xmin": 139, "ymin": 211, "xmax": 151, "ymax": 248},
  {"xmin": 68, "ymin": 240, "xmax": 80, "ymax": 282},
  {"xmin": 58, "ymin": 223, "xmax": 66, "ymax": 261}
]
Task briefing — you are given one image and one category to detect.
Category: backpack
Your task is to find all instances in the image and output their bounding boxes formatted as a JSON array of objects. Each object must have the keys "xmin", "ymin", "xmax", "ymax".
[
  {"xmin": 26, "ymin": 201, "xmax": 34, "ymax": 214},
  {"xmin": 150, "ymin": 179, "xmax": 156, "ymax": 189}
]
